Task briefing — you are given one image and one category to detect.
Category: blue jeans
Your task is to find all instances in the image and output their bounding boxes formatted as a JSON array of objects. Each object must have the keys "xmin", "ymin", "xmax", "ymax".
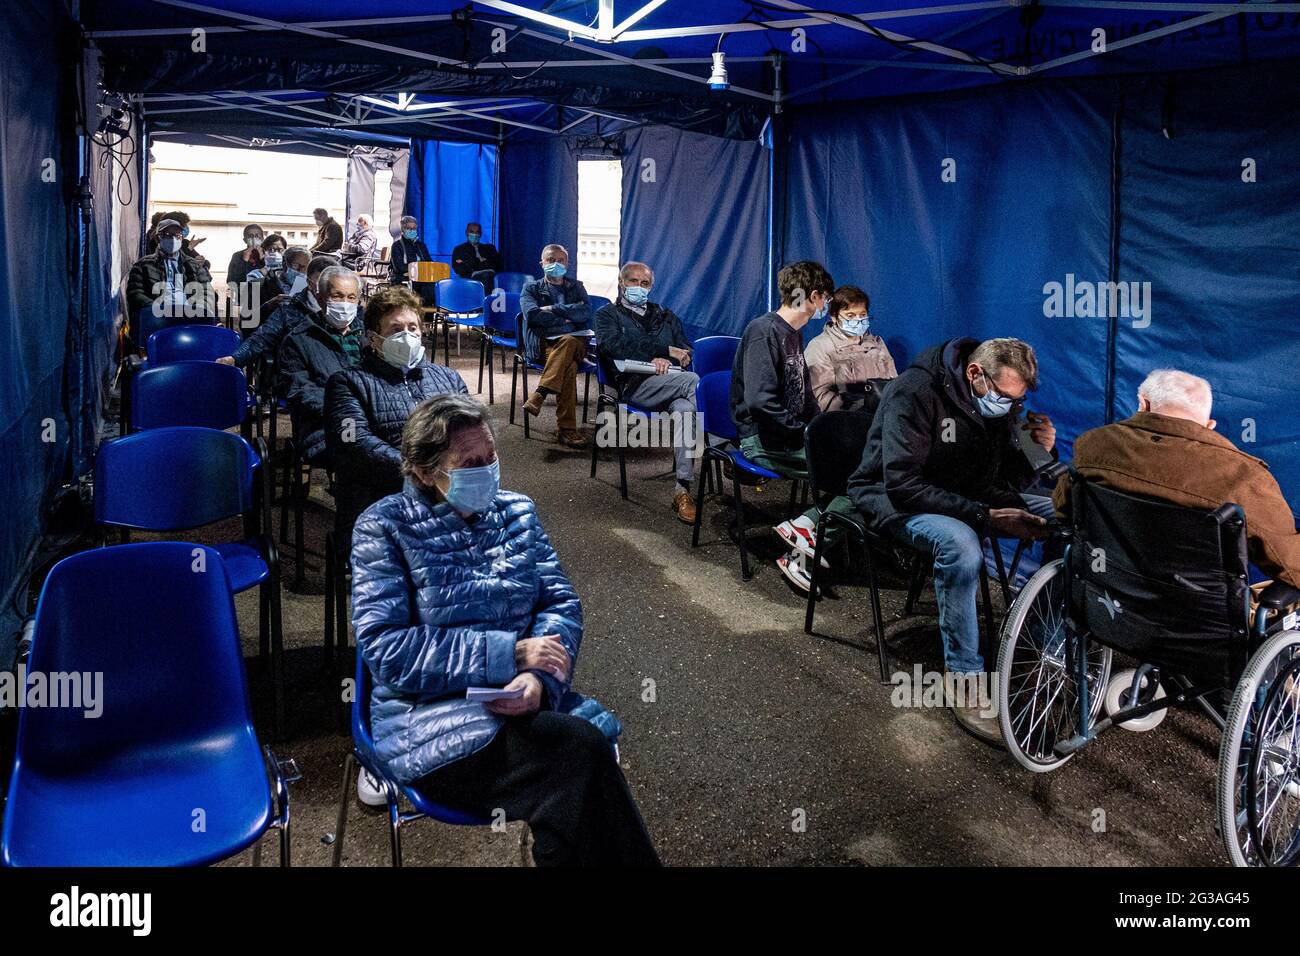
[{"xmin": 891, "ymin": 494, "xmax": 1055, "ymax": 675}]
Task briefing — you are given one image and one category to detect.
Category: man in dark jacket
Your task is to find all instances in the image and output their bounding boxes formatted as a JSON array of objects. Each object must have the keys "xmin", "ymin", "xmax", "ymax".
[
  {"xmin": 594, "ymin": 261, "xmax": 699, "ymax": 523},
  {"xmin": 519, "ymin": 243, "xmax": 592, "ymax": 449},
  {"xmin": 847, "ymin": 336, "xmax": 1058, "ymax": 742},
  {"xmin": 126, "ymin": 217, "xmax": 216, "ymax": 341},
  {"xmin": 279, "ymin": 265, "xmax": 365, "ymax": 462},
  {"xmin": 310, "ymin": 207, "xmax": 344, "ymax": 254},
  {"xmin": 389, "ymin": 215, "xmax": 431, "ymax": 283},
  {"xmin": 451, "ymin": 221, "xmax": 503, "ymax": 292},
  {"xmin": 326, "ymin": 285, "xmax": 468, "ymax": 555}
]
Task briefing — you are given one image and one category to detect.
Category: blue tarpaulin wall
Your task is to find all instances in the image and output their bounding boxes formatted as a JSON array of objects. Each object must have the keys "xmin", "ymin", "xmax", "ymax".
[
  {"xmin": 619, "ymin": 125, "xmax": 771, "ymax": 343},
  {"xmin": 500, "ymin": 137, "xmax": 578, "ymax": 278},
  {"xmin": 404, "ymin": 139, "xmax": 499, "ymax": 264},
  {"xmin": 781, "ymin": 60, "xmax": 1300, "ymax": 520}
]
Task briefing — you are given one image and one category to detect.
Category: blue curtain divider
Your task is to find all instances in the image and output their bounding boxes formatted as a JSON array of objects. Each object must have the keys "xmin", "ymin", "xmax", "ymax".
[
  {"xmin": 499, "ymin": 136, "xmax": 578, "ymax": 279},
  {"xmin": 619, "ymin": 125, "xmax": 770, "ymax": 343},
  {"xmin": 403, "ymin": 138, "xmax": 499, "ymax": 264}
]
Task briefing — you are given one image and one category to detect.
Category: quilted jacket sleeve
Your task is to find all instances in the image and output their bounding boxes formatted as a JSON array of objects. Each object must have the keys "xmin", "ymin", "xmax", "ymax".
[
  {"xmin": 526, "ymin": 519, "xmax": 583, "ymax": 708},
  {"xmin": 351, "ymin": 513, "xmax": 519, "ymax": 697}
]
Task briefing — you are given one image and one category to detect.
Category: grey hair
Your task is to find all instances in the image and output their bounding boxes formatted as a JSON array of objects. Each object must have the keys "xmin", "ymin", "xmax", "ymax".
[
  {"xmin": 400, "ymin": 215, "xmax": 418, "ymax": 226},
  {"xmin": 284, "ymin": 245, "xmax": 310, "ymax": 267},
  {"xmin": 401, "ymin": 394, "xmax": 496, "ymax": 478},
  {"xmin": 541, "ymin": 243, "xmax": 568, "ymax": 259},
  {"xmin": 1138, "ymin": 369, "xmax": 1212, "ymax": 420},
  {"xmin": 620, "ymin": 261, "xmax": 654, "ymax": 283},
  {"xmin": 317, "ymin": 264, "xmax": 360, "ymax": 298}
]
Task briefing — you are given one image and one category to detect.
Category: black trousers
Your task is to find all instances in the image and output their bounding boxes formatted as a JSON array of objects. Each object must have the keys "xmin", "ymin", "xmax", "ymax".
[{"xmin": 413, "ymin": 711, "xmax": 660, "ymax": 867}]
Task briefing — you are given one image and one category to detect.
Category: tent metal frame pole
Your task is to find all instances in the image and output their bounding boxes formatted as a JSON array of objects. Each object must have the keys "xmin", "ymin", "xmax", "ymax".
[{"xmin": 617, "ymin": 1, "xmax": 1012, "ymax": 40}]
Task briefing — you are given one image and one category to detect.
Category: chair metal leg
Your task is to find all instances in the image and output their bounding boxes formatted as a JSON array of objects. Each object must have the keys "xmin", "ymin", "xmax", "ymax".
[
  {"xmin": 589, "ymin": 398, "xmax": 602, "ymax": 478},
  {"xmin": 866, "ymin": 545, "xmax": 890, "ymax": 683},
  {"xmin": 978, "ymin": 564, "xmax": 996, "ymax": 669},
  {"xmin": 691, "ymin": 457, "xmax": 709, "ymax": 548},
  {"xmin": 904, "ymin": 555, "xmax": 929, "ymax": 615},
  {"xmin": 324, "ymin": 530, "xmax": 336, "ymax": 664},
  {"xmin": 990, "ymin": 536, "xmax": 1012, "ymax": 605},
  {"xmin": 388, "ymin": 792, "xmax": 404, "ymax": 867},
  {"xmin": 331, "ymin": 751, "xmax": 356, "ymax": 867},
  {"xmin": 521, "ymin": 363, "xmax": 531, "ymax": 439},
  {"xmin": 804, "ymin": 515, "xmax": 830, "ymax": 634},
  {"xmin": 477, "ymin": 336, "xmax": 486, "ymax": 395},
  {"xmin": 616, "ymin": 405, "xmax": 628, "ymax": 500},
  {"xmin": 582, "ymin": 371, "xmax": 591, "ymax": 424},
  {"xmin": 787, "ymin": 479, "xmax": 800, "ymax": 518},
  {"xmin": 271, "ymin": 566, "xmax": 286, "ymax": 739},
  {"xmin": 442, "ymin": 320, "xmax": 451, "ymax": 368},
  {"xmin": 733, "ymin": 475, "xmax": 752, "ymax": 580},
  {"xmin": 1007, "ymin": 538, "xmax": 1029, "ymax": 586},
  {"xmin": 509, "ymin": 359, "xmax": 519, "ymax": 424}
]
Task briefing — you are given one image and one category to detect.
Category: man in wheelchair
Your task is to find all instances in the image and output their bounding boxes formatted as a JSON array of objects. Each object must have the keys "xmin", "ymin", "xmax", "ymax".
[
  {"xmin": 998, "ymin": 368, "xmax": 1300, "ymax": 867},
  {"xmin": 1055, "ymin": 368, "xmax": 1300, "ymax": 590}
]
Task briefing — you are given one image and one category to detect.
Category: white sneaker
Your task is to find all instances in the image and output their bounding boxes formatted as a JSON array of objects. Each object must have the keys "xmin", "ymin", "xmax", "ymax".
[
  {"xmin": 774, "ymin": 519, "xmax": 829, "ymax": 568},
  {"xmin": 357, "ymin": 768, "xmax": 387, "ymax": 807},
  {"xmin": 777, "ymin": 550, "xmax": 816, "ymax": 594}
]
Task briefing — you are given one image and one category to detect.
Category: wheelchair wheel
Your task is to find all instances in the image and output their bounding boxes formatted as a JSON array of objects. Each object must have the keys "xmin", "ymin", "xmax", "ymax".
[
  {"xmin": 997, "ymin": 559, "xmax": 1112, "ymax": 772},
  {"xmin": 1217, "ymin": 630, "xmax": 1300, "ymax": 867}
]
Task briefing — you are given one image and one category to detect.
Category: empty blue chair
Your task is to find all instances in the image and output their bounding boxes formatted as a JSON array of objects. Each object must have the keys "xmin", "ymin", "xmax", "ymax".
[
  {"xmin": 434, "ymin": 277, "xmax": 487, "ymax": 366},
  {"xmin": 479, "ymin": 291, "xmax": 520, "ymax": 404},
  {"xmin": 94, "ymin": 426, "xmax": 285, "ymax": 734},
  {"xmin": 131, "ymin": 306, "xmax": 209, "ymax": 353},
  {"xmin": 587, "ymin": 294, "xmax": 612, "ymax": 314},
  {"xmin": 147, "ymin": 324, "xmax": 241, "ymax": 365},
  {"xmin": 493, "ymin": 271, "xmax": 531, "ymax": 295},
  {"xmin": 332, "ymin": 651, "xmax": 492, "ymax": 867},
  {"xmin": 690, "ymin": 371, "xmax": 784, "ymax": 580},
  {"xmin": 130, "ymin": 360, "xmax": 253, "ymax": 434},
  {"xmin": 0, "ymin": 543, "xmax": 291, "ymax": 866},
  {"xmin": 692, "ymin": 335, "xmax": 741, "ymax": 377},
  {"xmin": 588, "ymin": 345, "xmax": 669, "ymax": 500}
]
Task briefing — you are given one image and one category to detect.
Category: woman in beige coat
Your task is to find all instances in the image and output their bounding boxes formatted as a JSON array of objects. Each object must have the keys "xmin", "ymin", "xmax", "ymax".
[{"xmin": 804, "ymin": 284, "xmax": 897, "ymax": 412}]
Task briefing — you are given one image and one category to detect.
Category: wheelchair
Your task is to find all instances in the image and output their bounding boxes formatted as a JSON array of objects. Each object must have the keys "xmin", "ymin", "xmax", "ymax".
[{"xmin": 995, "ymin": 470, "xmax": 1300, "ymax": 867}]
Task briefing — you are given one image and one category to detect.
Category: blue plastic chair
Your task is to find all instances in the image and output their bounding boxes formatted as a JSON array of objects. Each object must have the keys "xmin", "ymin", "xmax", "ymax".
[
  {"xmin": 129, "ymin": 360, "xmax": 254, "ymax": 435},
  {"xmin": 493, "ymin": 272, "xmax": 531, "ymax": 295},
  {"xmin": 332, "ymin": 651, "xmax": 494, "ymax": 867},
  {"xmin": 0, "ymin": 543, "xmax": 291, "ymax": 866},
  {"xmin": 131, "ymin": 306, "xmax": 209, "ymax": 353},
  {"xmin": 435, "ymin": 277, "xmax": 487, "ymax": 366},
  {"xmin": 94, "ymin": 426, "xmax": 285, "ymax": 735},
  {"xmin": 692, "ymin": 335, "xmax": 742, "ymax": 377},
  {"xmin": 690, "ymin": 371, "xmax": 785, "ymax": 580},
  {"xmin": 587, "ymin": 294, "xmax": 612, "ymax": 314},
  {"xmin": 147, "ymin": 324, "xmax": 242, "ymax": 365},
  {"xmin": 588, "ymin": 345, "xmax": 673, "ymax": 500},
  {"xmin": 479, "ymin": 291, "xmax": 520, "ymax": 404}
]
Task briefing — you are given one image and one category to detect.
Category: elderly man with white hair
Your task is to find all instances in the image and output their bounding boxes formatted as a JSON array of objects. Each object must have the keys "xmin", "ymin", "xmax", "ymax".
[
  {"xmin": 278, "ymin": 265, "xmax": 366, "ymax": 463},
  {"xmin": 1055, "ymin": 368, "xmax": 1300, "ymax": 588},
  {"xmin": 340, "ymin": 213, "xmax": 378, "ymax": 266}
]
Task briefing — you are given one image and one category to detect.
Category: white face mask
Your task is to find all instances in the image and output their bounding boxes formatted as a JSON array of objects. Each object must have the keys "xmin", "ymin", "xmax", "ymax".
[
  {"xmin": 325, "ymin": 301, "xmax": 357, "ymax": 329},
  {"xmin": 379, "ymin": 330, "xmax": 425, "ymax": 369}
]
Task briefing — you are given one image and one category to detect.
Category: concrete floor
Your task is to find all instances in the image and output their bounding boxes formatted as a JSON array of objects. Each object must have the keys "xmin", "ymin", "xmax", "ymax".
[{"xmin": 217, "ymin": 347, "xmax": 1226, "ymax": 867}]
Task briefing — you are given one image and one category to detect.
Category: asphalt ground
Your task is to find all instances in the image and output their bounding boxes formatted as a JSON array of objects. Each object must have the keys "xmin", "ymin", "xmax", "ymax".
[{"xmin": 36, "ymin": 345, "xmax": 1235, "ymax": 867}]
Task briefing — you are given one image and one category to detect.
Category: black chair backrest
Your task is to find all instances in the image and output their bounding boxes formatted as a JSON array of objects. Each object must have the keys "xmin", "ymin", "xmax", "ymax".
[
  {"xmin": 1066, "ymin": 470, "xmax": 1251, "ymax": 684},
  {"xmin": 804, "ymin": 409, "xmax": 874, "ymax": 501}
]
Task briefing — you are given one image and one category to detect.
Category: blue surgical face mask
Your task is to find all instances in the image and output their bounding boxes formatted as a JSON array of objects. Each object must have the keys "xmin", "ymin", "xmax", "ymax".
[
  {"xmin": 839, "ymin": 316, "xmax": 869, "ymax": 336},
  {"xmin": 623, "ymin": 285, "xmax": 649, "ymax": 306},
  {"xmin": 403, "ymin": 229, "xmax": 418, "ymax": 241},
  {"xmin": 543, "ymin": 261, "xmax": 566, "ymax": 279},
  {"xmin": 974, "ymin": 371, "xmax": 1015, "ymax": 418},
  {"xmin": 467, "ymin": 233, "xmax": 481, "ymax": 245},
  {"xmin": 264, "ymin": 252, "xmax": 284, "ymax": 269},
  {"xmin": 283, "ymin": 267, "xmax": 302, "ymax": 286},
  {"xmin": 812, "ymin": 301, "xmax": 829, "ymax": 323},
  {"xmin": 181, "ymin": 226, "xmax": 191, "ymax": 238},
  {"xmin": 439, "ymin": 459, "xmax": 500, "ymax": 515}
]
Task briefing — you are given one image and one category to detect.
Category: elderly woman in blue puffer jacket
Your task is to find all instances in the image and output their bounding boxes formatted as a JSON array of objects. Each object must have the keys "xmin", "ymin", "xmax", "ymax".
[{"xmin": 350, "ymin": 392, "xmax": 659, "ymax": 866}]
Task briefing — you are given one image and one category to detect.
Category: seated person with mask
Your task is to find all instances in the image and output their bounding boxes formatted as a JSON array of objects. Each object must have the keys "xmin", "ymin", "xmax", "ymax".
[
  {"xmin": 126, "ymin": 217, "xmax": 216, "ymax": 339},
  {"xmin": 390, "ymin": 215, "xmax": 435, "ymax": 307},
  {"xmin": 350, "ymin": 393, "xmax": 660, "ymax": 865},
  {"xmin": 519, "ymin": 244, "xmax": 592, "ymax": 450},
  {"xmin": 847, "ymin": 337, "xmax": 1058, "ymax": 743},
  {"xmin": 731, "ymin": 261, "xmax": 838, "ymax": 593},
  {"xmin": 774, "ymin": 283, "xmax": 900, "ymax": 583},
  {"xmin": 227, "ymin": 223, "xmax": 266, "ymax": 286},
  {"xmin": 219, "ymin": 254, "xmax": 334, "ymax": 372},
  {"xmin": 340, "ymin": 214, "xmax": 378, "ymax": 266},
  {"xmin": 310, "ymin": 207, "xmax": 344, "ymax": 255},
  {"xmin": 326, "ymin": 286, "xmax": 469, "ymax": 558},
  {"xmin": 593, "ymin": 261, "xmax": 699, "ymax": 523},
  {"xmin": 451, "ymin": 221, "xmax": 502, "ymax": 292},
  {"xmin": 278, "ymin": 265, "xmax": 365, "ymax": 464},
  {"xmin": 1056, "ymin": 368, "xmax": 1300, "ymax": 590}
]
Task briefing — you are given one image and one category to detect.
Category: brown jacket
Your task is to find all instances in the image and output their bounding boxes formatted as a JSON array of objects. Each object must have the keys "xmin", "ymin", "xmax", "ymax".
[
  {"xmin": 1054, "ymin": 411, "xmax": 1300, "ymax": 588},
  {"xmin": 804, "ymin": 325, "xmax": 897, "ymax": 412}
]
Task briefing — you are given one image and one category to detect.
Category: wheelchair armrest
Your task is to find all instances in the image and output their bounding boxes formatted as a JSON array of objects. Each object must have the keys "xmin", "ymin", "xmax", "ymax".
[
  {"xmin": 1257, "ymin": 580, "xmax": 1300, "ymax": 611},
  {"xmin": 1036, "ymin": 459, "xmax": 1068, "ymax": 483}
]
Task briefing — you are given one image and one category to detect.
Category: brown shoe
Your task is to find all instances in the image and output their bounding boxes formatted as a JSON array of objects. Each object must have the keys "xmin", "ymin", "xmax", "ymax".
[
  {"xmin": 523, "ymin": 391, "xmax": 545, "ymax": 417},
  {"xmin": 672, "ymin": 489, "xmax": 697, "ymax": 524},
  {"xmin": 557, "ymin": 429, "xmax": 589, "ymax": 449}
]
